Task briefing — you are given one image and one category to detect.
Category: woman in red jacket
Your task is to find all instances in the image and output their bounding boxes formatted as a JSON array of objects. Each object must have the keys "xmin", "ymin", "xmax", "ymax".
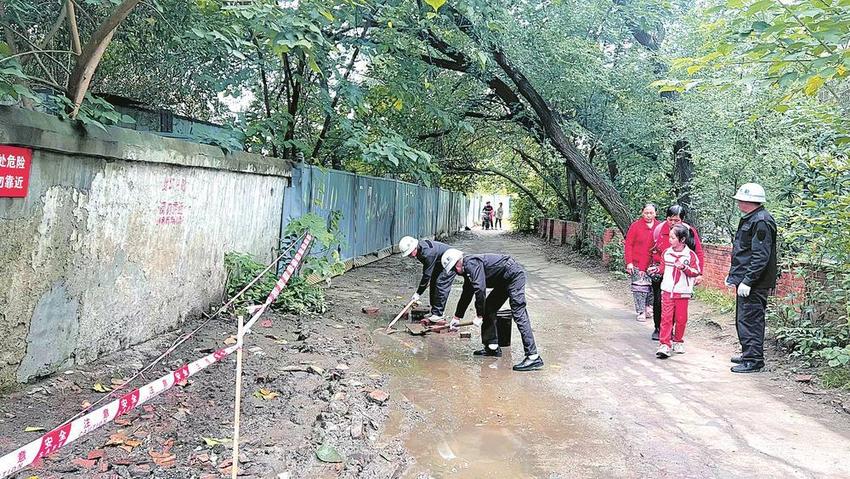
[
  {"xmin": 648, "ymin": 205, "xmax": 705, "ymax": 340},
  {"xmin": 624, "ymin": 204, "xmax": 660, "ymax": 322}
]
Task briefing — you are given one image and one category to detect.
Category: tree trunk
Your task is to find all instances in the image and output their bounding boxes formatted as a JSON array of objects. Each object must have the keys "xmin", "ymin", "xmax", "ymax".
[
  {"xmin": 66, "ymin": 0, "xmax": 142, "ymax": 117},
  {"xmin": 567, "ymin": 168, "xmax": 579, "ymax": 221},
  {"xmin": 673, "ymin": 138, "xmax": 695, "ymax": 217},
  {"xmin": 67, "ymin": 0, "xmax": 81, "ymax": 56},
  {"xmin": 490, "ymin": 49, "xmax": 632, "ymax": 233}
]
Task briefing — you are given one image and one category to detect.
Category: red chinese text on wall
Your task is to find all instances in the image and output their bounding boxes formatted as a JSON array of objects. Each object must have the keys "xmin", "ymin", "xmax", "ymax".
[
  {"xmin": 0, "ymin": 146, "xmax": 33, "ymax": 198},
  {"xmin": 156, "ymin": 176, "xmax": 188, "ymax": 225}
]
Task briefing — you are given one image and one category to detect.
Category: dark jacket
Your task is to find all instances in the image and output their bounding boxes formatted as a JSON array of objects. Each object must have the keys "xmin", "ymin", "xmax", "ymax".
[
  {"xmin": 453, "ymin": 254, "xmax": 519, "ymax": 318},
  {"xmin": 415, "ymin": 240, "xmax": 451, "ymax": 295},
  {"xmin": 728, "ymin": 206, "xmax": 777, "ymax": 289}
]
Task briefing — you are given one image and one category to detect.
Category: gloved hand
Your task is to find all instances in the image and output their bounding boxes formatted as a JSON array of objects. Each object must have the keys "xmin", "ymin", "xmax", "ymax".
[
  {"xmin": 737, "ymin": 283, "xmax": 751, "ymax": 297},
  {"xmin": 411, "ymin": 293, "xmax": 420, "ymax": 302},
  {"xmin": 473, "ymin": 316, "xmax": 483, "ymax": 327},
  {"xmin": 449, "ymin": 317, "xmax": 461, "ymax": 330}
]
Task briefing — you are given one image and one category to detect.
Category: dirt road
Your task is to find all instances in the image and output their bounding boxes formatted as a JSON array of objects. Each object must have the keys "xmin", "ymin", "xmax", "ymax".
[{"xmin": 372, "ymin": 230, "xmax": 850, "ymax": 478}]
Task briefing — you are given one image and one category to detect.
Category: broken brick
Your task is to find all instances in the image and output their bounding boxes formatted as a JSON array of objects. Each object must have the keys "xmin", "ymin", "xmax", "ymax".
[{"xmin": 71, "ymin": 458, "xmax": 98, "ymax": 470}]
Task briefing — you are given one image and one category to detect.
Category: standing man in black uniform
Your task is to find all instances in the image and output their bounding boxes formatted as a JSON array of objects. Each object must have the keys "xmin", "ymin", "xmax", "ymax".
[
  {"xmin": 398, "ymin": 236, "xmax": 453, "ymax": 322},
  {"xmin": 726, "ymin": 183, "xmax": 777, "ymax": 373},
  {"xmin": 440, "ymin": 248, "xmax": 543, "ymax": 371}
]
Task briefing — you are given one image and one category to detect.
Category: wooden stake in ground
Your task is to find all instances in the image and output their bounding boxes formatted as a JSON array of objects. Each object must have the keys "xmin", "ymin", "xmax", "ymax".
[{"xmin": 231, "ymin": 315, "xmax": 245, "ymax": 479}]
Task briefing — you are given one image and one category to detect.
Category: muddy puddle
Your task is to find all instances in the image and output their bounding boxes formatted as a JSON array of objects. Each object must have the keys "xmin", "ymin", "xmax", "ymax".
[{"xmin": 370, "ymin": 320, "xmax": 591, "ymax": 478}]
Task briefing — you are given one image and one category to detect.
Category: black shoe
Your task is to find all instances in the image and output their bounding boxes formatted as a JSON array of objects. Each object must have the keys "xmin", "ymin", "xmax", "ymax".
[
  {"xmin": 651, "ymin": 330, "xmax": 659, "ymax": 341},
  {"xmin": 513, "ymin": 356, "xmax": 544, "ymax": 371},
  {"xmin": 473, "ymin": 347, "xmax": 502, "ymax": 357},
  {"xmin": 730, "ymin": 355, "xmax": 743, "ymax": 364},
  {"xmin": 730, "ymin": 360, "xmax": 765, "ymax": 373}
]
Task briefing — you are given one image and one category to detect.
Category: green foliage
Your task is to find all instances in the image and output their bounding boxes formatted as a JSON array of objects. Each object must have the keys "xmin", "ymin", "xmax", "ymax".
[
  {"xmin": 692, "ymin": 288, "xmax": 736, "ymax": 314},
  {"xmin": 283, "ymin": 211, "xmax": 346, "ymax": 281},
  {"xmin": 224, "ymin": 252, "xmax": 325, "ymax": 314},
  {"xmin": 820, "ymin": 364, "xmax": 850, "ymax": 390}
]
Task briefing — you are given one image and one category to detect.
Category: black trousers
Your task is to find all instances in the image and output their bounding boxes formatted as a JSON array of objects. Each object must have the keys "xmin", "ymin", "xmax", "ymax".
[
  {"xmin": 495, "ymin": 218, "xmax": 502, "ymax": 229},
  {"xmin": 480, "ymin": 265, "xmax": 538, "ymax": 356},
  {"xmin": 428, "ymin": 264, "xmax": 446, "ymax": 317},
  {"xmin": 736, "ymin": 288, "xmax": 769, "ymax": 362},
  {"xmin": 652, "ymin": 278, "xmax": 662, "ymax": 331}
]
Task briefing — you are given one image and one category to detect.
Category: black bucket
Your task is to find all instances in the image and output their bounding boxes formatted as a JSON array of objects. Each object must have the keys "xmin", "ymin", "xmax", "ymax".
[{"xmin": 495, "ymin": 308, "xmax": 512, "ymax": 347}]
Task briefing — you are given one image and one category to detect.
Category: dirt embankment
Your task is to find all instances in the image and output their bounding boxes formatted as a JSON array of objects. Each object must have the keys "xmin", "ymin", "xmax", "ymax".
[{"xmin": 0, "ymin": 272, "xmax": 414, "ymax": 478}]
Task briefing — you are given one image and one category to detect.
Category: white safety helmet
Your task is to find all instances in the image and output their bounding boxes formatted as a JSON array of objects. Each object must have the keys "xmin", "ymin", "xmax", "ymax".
[
  {"xmin": 733, "ymin": 183, "xmax": 766, "ymax": 203},
  {"xmin": 441, "ymin": 248, "xmax": 464, "ymax": 271},
  {"xmin": 399, "ymin": 236, "xmax": 418, "ymax": 257}
]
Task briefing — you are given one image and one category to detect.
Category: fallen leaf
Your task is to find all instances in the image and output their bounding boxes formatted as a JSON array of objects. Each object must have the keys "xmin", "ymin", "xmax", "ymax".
[
  {"xmin": 105, "ymin": 432, "xmax": 129, "ymax": 446},
  {"xmin": 316, "ymin": 443, "xmax": 345, "ymax": 463},
  {"xmin": 795, "ymin": 374, "xmax": 814, "ymax": 383},
  {"xmin": 118, "ymin": 439, "xmax": 142, "ymax": 453},
  {"xmin": 92, "ymin": 383, "xmax": 110, "ymax": 393},
  {"xmin": 81, "ymin": 401, "xmax": 92, "ymax": 410},
  {"xmin": 260, "ymin": 319, "xmax": 273, "ymax": 328},
  {"xmin": 202, "ymin": 437, "xmax": 231, "ymax": 447},
  {"xmin": 224, "ymin": 335, "xmax": 237, "ymax": 346},
  {"xmin": 24, "ymin": 427, "xmax": 45, "ymax": 433},
  {"xmin": 253, "ymin": 388, "xmax": 280, "ymax": 401},
  {"xmin": 110, "ymin": 378, "xmax": 125, "ymax": 387}
]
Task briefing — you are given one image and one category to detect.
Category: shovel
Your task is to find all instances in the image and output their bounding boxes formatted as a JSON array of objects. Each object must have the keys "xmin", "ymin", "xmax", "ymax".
[
  {"xmin": 385, "ymin": 297, "xmax": 419, "ymax": 333},
  {"xmin": 406, "ymin": 320, "xmax": 473, "ymax": 336}
]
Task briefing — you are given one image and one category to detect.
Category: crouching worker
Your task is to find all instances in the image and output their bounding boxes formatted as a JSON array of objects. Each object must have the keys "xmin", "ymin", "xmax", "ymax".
[
  {"xmin": 440, "ymin": 249, "xmax": 543, "ymax": 371},
  {"xmin": 399, "ymin": 236, "xmax": 453, "ymax": 323}
]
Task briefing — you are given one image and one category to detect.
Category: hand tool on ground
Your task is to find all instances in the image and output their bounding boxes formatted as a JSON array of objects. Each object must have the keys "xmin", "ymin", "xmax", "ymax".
[
  {"xmin": 385, "ymin": 296, "xmax": 419, "ymax": 333},
  {"xmin": 406, "ymin": 320, "xmax": 473, "ymax": 336}
]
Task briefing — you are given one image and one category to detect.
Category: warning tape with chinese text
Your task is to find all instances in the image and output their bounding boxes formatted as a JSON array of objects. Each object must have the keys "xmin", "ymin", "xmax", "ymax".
[{"xmin": 0, "ymin": 234, "xmax": 313, "ymax": 478}]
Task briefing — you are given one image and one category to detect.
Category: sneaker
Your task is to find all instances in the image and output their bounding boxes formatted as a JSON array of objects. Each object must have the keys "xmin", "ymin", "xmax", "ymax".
[
  {"xmin": 426, "ymin": 315, "xmax": 443, "ymax": 324},
  {"xmin": 473, "ymin": 347, "xmax": 502, "ymax": 357},
  {"xmin": 730, "ymin": 355, "xmax": 743, "ymax": 364},
  {"xmin": 651, "ymin": 330, "xmax": 659, "ymax": 341},
  {"xmin": 656, "ymin": 344, "xmax": 671, "ymax": 359},
  {"xmin": 636, "ymin": 313, "xmax": 646, "ymax": 322},
  {"xmin": 513, "ymin": 356, "xmax": 544, "ymax": 371},
  {"xmin": 672, "ymin": 342, "xmax": 685, "ymax": 354}
]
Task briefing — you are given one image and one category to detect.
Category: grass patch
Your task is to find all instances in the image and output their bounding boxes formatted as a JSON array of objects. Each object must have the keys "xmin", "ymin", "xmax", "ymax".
[
  {"xmin": 820, "ymin": 367, "xmax": 850, "ymax": 390},
  {"xmin": 693, "ymin": 287, "xmax": 736, "ymax": 314}
]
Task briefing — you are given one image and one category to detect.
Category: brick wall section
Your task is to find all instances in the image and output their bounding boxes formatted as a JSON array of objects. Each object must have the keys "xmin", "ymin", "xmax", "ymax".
[
  {"xmin": 702, "ymin": 244, "xmax": 733, "ymax": 293},
  {"xmin": 537, "ymin": 219, "xmax": 806, "ymax": 301}
]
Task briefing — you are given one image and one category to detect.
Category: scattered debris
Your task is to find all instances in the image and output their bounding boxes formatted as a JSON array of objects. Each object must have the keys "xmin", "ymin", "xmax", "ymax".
[
  {"xmin": 367, "ymin": 390, "xmax": 390, "ymax": 405},
  {"xmin": 795, "ymin": 374, "xmax": 814, "ymax": 383}
]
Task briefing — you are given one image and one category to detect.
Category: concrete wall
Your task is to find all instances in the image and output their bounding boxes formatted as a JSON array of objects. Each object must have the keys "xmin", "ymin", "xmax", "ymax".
[{"xmin": 0, "ymin": 107, "xmax": 290, "ymax": 386}]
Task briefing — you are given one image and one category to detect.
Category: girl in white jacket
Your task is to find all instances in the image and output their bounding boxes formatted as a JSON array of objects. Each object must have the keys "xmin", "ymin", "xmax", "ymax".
[{"xmin": 652, "ymin": 224, "xmax": 701, "ymax": 358}]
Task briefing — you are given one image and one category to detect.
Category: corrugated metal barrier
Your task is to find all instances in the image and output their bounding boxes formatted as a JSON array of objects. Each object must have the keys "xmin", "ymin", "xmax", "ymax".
[{"xmin": 282, "ymin": 165, "xmax": 470, "ymax": 264}]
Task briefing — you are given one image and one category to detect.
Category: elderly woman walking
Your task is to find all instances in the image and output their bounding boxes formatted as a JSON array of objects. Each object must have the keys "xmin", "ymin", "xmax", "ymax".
[{"xmin": 624, "ymin": 204, "xmax": 660, "ymax": 321}]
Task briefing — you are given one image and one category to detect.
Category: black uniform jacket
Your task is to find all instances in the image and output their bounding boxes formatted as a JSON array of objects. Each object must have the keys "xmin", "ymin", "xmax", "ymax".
[
  {"xmin": 451, "ymin": 254, "xmax": 517, "ymax": 318},
  {"xmin": 415, "ymin": 240, "xmax": 451, "ymax": 295},
  {"xmin": 728, "ymin": 206, "xmax": 778, "ymax": 289}
]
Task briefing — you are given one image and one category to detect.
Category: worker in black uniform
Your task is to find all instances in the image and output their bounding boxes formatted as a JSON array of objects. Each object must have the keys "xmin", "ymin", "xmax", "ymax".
[
  {"xmin": 726, "ymin": 183, "xmax": 777, "ymax": 373},
  {"xmin": 440, "ymin": 248, "xmax": 543, "ymax": 371},
  {"xmin": 398, "ymin": 236, "xmax": 453, "ymax": 322}
]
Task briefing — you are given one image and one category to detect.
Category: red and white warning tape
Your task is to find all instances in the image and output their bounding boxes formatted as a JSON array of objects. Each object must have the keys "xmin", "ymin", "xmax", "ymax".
[{"xmin": 0, "ymin": 234, "xmax": 313, "ymax": 478}]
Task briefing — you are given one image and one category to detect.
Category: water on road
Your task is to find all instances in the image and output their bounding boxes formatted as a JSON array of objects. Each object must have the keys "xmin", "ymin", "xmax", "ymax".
[{"xmin": 372, "ymin": 231, "xmax": 850, "ymax": 478}]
